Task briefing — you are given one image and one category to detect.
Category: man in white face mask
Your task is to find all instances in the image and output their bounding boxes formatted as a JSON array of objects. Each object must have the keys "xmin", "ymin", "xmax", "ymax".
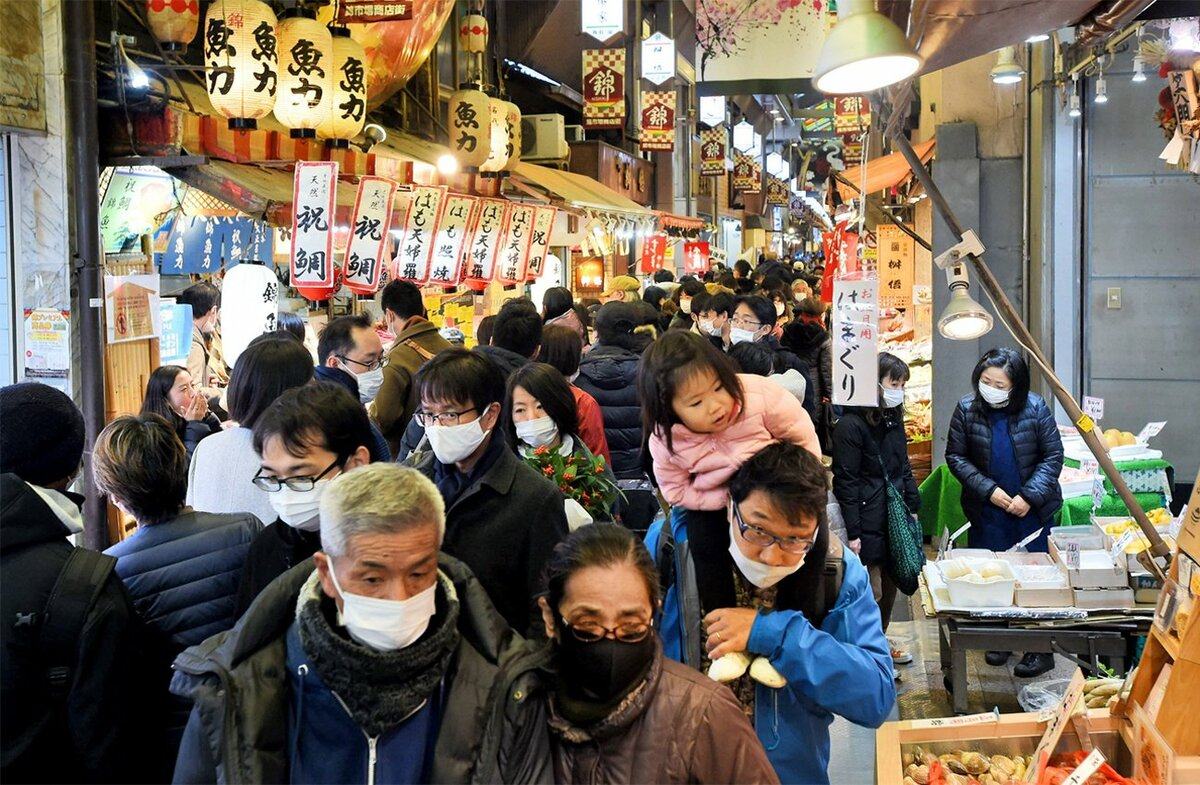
[
  {"xmin": 171, "ymin": 463, "xmax": 557, "ymax": 784},
  {"xmin": 403, "ymin": 348, "xmax": 569, "ymax": 636},
  {"xmin": 316, "ymin": 314, "xmax": 386, "ymax": 405}
]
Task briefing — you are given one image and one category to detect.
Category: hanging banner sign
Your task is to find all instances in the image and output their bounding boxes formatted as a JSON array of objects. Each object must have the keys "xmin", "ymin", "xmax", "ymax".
[
  {"xmin": 581, "ymin": 0, "xmax": 624, "ymax": 41},
  {"xmin": 463, "ymin": 198, "xmax": 511, "ymax": 292},
  {"xmin": 343, "ymin": 176, "xmax": 398, "ymax": 295},
  {"xmin": 699, "ymin": 95, "xmax": 725, "ymax": 127},
  {"xmin": 876, "ymin": 224, "xmax": 915, "ymax": 308},
  {"xmin": 732, "ymin": 151, "xmax": 756, "ymax": 190},
  {"xmin": 639, "ymin": 234, "xmax": 667, "ymax": 273},
  {"xmin": 833, "ymin": 95, "xmax": 871, "ymax": 134},
  {"xmin": 525, "ymin": 206, "xmax": 558, "ymax": 281},
  {"xmin": 290, "ymin": 161, "xmax": 338, "ymax": 289},
  {"xmin": 335, "ymin": 1, "xmax": 413, "ymax": 23},
  {"xmin": 746, "ymin": 159, "xmax": 763, "ymax": 194},
  {"xmin": 700, "ymin": 126, "xmax": 727, "ymax": 176},
  {"xmin": 583, "ymin": 48, "xmax": 626, "ymax": 129},
  {"xmin": 496, "ymin": 204, "xmax": 537, "ymax": 287},
  {"xmin": 428, "ymin": 195, "xmax": 477, "ymax": 289},
  {"xmin": 639, "ymin": 90, "xmax": 676, "ymax": 152},
  {"xmin": 641, "ymin": 32, "xmax": 675, "ymax": 85},
  {"xmin": 831, "ymin": 276, "xmax": 879, "ymax": 407},
  {"xmin": 766, "ymin": 176, "xmax": 789, "ymax": 206},
  {"xmin": 393, "ymin": 185, "xmax": 447, "ymax": 285},
  {"xmin": 683, "ymin": 241, "xmax": 711, "ymax": 275}
]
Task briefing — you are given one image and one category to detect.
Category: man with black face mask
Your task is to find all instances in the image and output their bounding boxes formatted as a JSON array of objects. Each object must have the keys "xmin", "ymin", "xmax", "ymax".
[{"xmin": 538, "ymin": 524, "xmax": 778, "ymax": 784}]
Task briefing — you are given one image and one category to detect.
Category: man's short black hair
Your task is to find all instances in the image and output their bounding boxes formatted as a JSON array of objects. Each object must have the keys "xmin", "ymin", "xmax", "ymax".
[
  {"xmin": 416, "ymin": 347, "xmax": 506, "ymax": 411},
  {"xmin": 252, "ymin": 382, "xmax": 375, "ymax": 462},
  {"xmin": 736, "ymin": 294, "xmax": 778, "ymax": 329},
  {"xmin": 652, "ymin": 269, "xmax": 675, "ymax": 283},
  {"xmin": 317, "ymin": 314, "xmax": 373, "ymax": 364},
  {"xmin": 734, "ymin": 259, "xmax": 752, "ymax": 278},
  {"xmin": 491, "ymin": 298, "xmax": 542, "ymax": 358},
  {"xmin": 702, "ymin": 292, "xmax": 736, "ymax": 318},
  {"xmin": 689, "ymin": 289, "xmax": 712, "ymax": 317},
  {"xmin": 476, "ymin": 315, "xmax": 497, "ymax": 347},
  {"xmin": 380, "ymin": 280, "xmax": 425, "ymax": 320},
  {"xmin": 178, "ymin": 282, "xmax": 220, "ymax": 319}
]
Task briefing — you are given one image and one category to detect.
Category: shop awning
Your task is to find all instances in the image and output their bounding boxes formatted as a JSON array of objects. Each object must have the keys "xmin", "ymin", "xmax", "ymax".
[
  {"xmin": 371, "ymin": 129, "xmax": 452, "ymax": 168},
  {"xmin": 654, "ymin": 210, "xmax": 706, "ymax": 233},
  {"xmin": 165, "ymin": 160, "xmax": 359, "ymax": 226},
  {"xmin": 511, "ymin": 162, "xmax": 652, "ymax": 217},
  {"xmin": 835, "ymin": 138, "xmax": 936, "ymax": 202}
]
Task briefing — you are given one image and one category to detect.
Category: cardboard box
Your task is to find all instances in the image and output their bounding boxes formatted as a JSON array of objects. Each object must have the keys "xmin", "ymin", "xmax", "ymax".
[{"xmin": 1177, "ymin": 468, "xmax": 1200, "ymax": 563}]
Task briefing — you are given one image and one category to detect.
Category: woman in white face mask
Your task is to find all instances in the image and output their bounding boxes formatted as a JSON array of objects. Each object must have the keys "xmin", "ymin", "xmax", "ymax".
[
  {"xmin": 504, "ymin": 363, "xmax": 618, "ymax": 524},
  {"xmin": 830, "ymin": 352, "xmax": 919, "ymax": 667},
  {"xmin": 945, "ymin": 347, "xmax": 1064, "ymax": 679}
]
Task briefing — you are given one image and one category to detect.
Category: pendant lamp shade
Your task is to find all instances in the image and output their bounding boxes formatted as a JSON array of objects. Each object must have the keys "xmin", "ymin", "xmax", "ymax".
[
  {"xmin": 990, "ymin": 46, "xmax": 1024, "ymax": 85},
  {"xmin": 147, "ymin": 0, "xmax": 199, "ymax": 52},
  {"xmin": 203, "ymin": 0, "xmax": 279, "ymax": 130},
  {"xmin": 813, "ymin": 0, "xmax": 921, "ymax": 95},
  {"xmin": 317, "ymin": 26, "xmax": 368, "ymax": 146},
  {"xmin": 274, "ymin": 10, "xmax": 333, "ymax": 139}
]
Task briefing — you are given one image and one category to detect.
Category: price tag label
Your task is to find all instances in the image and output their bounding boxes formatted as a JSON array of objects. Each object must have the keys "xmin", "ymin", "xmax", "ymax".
[
  {"xmin": 1075, "ymin": 413, "xmax": 1096, "ymax": 433},
  {"xmin": 1062, "ymin": 748, "xmax": 1107, "ymax": 785},
  {"xmin": 1064, "ymin": 540, "xmax": 1082, "ymax": 570},
  {"xmin": 1080, "ymin": 458, "xmax": 1100, "ymax": 475},
  {"xmin": 1025, "ymin": 669, "xmax": 1087, "ymax": 782},
  {"xmin": 1110, "ymin": 529, "xmax": 1137, "ymax": 565},
  {"xmin": 1082, "ymin": 396, "xmax": 1105, "ymax": 421},
  {"xmin": 909, "ymin": 710, "xmax": 999, "ymax": 730},
  {"xmin": 1092, "ymin": 475, "xmax": 1106, "ymax": 510},
  {"xmin": 1137, "ymin": 421, "xmax": 1167, "ymax": 442}
]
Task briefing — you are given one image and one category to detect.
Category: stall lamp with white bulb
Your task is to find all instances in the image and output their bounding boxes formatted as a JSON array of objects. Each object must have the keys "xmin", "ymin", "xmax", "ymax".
[
  {"xmin": 1026, "ymin": 32, "xmax": 1050, "ymax": 43},
  {"xmin": 1094, "ymin": 75, "xmax": 1108, "ymax": 104},
  {"xmin": 436, "ymin": 154, "xmax": 459, "ymax": 176},
  {"xmin": 1132, "ymin": 55, "xmax": 1147, "ymax": 83},
  {"xmin": 934, "ymin": 230, "xmax": 993, "ymax": 341},
  {"xmin": 813, "ymin": 0, "xmax": 922, "ymax": 94},
  {"xmin": 1068, "ymin": 91, "xmax": 1082, "ymax": 118},
  {"xmin": 113, "ymin": 34, "xmax": 149, "ymax": 89},
  {"xmin": 990, "ymin": 47, "xmax": 1024, "ymax": 85}
]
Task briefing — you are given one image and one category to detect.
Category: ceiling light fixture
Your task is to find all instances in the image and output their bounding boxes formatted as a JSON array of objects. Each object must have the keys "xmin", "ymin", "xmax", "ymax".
[
  {"xmin": 990, "ymin": 46, "xmax": 1024, "ymax": 85},
  {"xmin": 1094, "ymin": 75, "xmax": 1108, "ymax": 104},
  {"xmin": 812, "ymin": 0, "xmax": 922, "ymax": 94},
  {"xmin": 1026, "ymin": 32, "xmax": 1050, "ymax": 43},
  {"xmin": 1132, "ymin": 54, "xmax": 1147, "ymax": 83}
]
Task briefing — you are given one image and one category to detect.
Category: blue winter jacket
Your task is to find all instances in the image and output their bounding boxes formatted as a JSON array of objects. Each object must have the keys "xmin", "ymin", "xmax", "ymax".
[
  {"xmin": 945, "ymin": 392, "xmax": 1064, "ymax": 528},
  {"xmin": 646, "ymin": 516, "xmax": 895, "ymax": 785},
  {"xmin": 106, "ymin": 509, "xmax": 261, "ymax": 646}
]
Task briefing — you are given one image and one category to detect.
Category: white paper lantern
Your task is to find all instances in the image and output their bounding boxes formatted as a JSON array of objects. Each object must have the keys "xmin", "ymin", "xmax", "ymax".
[
  {"xmin": 317, "ymin": 26, "xmax": 367, "ymax": 147},
  {"xmin": 479, "ymin": 96, "xmax": 510, "ymax": 174},
  {"xmin": 274, "ymin": 9, "xmax": 332, "ymax": 139},
  {"xmin": 147, "ymin": 0, "xmax": 199, "ymax": 52},
  {"xmin": 500, "ymin": 99, "xmax": 522, "ymax": 172},
  {"xmin": 203, "ymin": 0, "xmax": 279, "ymax": 130},
  {"xmin": 448, "ymin": 88, "xmax": 492, "ymax": 169},
  {"xmin": 459, "ymin": 12, "xmax": 489, "ymax": 53},
  {"xmin": 220, "ymin": 262, "xmax": 280, "ymax": 368}
]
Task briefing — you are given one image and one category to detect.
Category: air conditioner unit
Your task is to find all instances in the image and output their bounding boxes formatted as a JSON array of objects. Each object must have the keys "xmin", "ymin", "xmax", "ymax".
[
  {"xmin": 521, "ymin": 114, "xmax": 569, "ymax": 161},
  {"xmin": 565, "ymin": 124, "xmax": 586, "ymax": 143}
]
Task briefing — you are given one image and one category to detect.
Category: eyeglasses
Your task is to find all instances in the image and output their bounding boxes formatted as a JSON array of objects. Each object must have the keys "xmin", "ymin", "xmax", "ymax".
[
  {"xmin": 414, "ymin": 407, "xmax": 477, "ymax": 427},
  {"xmin": 732, "ymin": 500, "xmax": 818, "ymax": 555},
  {"xmin": 730, "ymin": 315, "xmax": 763, "ymax": 329},
  {"xmin": 338, "ymin": 355, "xmax": 388, "ymax": 372},
  {"xmin": 252, "ymin": 458, "xmax": 340, "ymax": 492},
  {"xmin": 560, "ymin": 616, "xmax": 653, "ymax": 644}
]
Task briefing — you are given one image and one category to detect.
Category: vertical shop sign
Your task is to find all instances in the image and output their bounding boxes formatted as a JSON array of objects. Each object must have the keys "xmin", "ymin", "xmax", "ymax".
[
  {"xmin": 393, "ymin": 186, "xmax": 448, "ymax": 285},
  {"xmin": 581, "ymin": 0, "xmax": 624, "ymax": 41},
  {"xmin": 732, "ymin": 151, "xmax": 755, "ymax": 190},
  {"xmin": 876, "ymin": 224, "xmax": 915, "ymax": 308},
  {"xmin": 639, "ymin": 234, "xmax": 667, "ymax": 273},
  {"xmin": 427, "ymin": 195, "xmax": 477, "ymax": 289},
  {"xmin": 834, "ymin": 95, "xmax": 870, "ymax": 167},
  {"xmin": 831, "ymin": 276, "xmax": 879, "ymax": 407},
  {"xmin": 290, "ymin": 161, "xmax": 338, "ymax": 288},
  {"xmin": 766, "ymin": 176, "xmax": 788, "ymax": 206},
  {"xmin": 525, "ymin": 206, "xmax": 558, "ymax": 282},
  {"xmin": 496, "ymin": 204, "xmax": 537, "ymax": 286},
  {"xmin": 22, "ymin": 308, "xmax": 70, "ymax": 390},
  {"xmin": 683, "ymin": 241, "xmax": 711, "ymax": 275},
  {"xmin": 640, "ymin": 32, "xmax": 675, "ymax": 85},
  {"xmin": 582, "ymin": 49, "xmax": 626, "ymax": 129},
  {"xmin": 462, "ymin": 198, "xmax": 511, "ymax": 291},
  {"xmin": 746, "ymin": 158, "xmax": 762, "ymax": 194},
  {"xmin": 104, "ymin": 274, "xmax": 161, "ymax": 344},
  {"xmin": 700, "ymin": 127, "xmax": 727, "ymax": 176},
  {"xmin": 343, "ymin": 176, "xmax": 397, "ymax": 294},
  {"xmin": 639, "ymin": 90, "xmax": 676, "ymax": 152}
]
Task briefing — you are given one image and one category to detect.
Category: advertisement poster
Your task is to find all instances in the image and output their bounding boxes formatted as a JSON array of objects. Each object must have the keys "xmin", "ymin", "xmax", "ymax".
[
  {"xmin": 22, "ymin": 308, "xmax": 70, "ymax": 390},
  {"xmin": 876, "ymin": 224, "xmax": 915, "ymax": 308},
  {"xmin": 105, "ymin": 274, "xmax": 161, "ymax": 344},
  {"xmin": 831, "ymin": 276, "xmax": 879, "ymax": 408},
  {"xmin": 158, "ymin": 300, "xmax": 193, "ymax": 367},
  {"xmin": 99, "ymin": 168, "xmax": 177, "ymax": 254},
  {"xmin": 582, "ymin": 48, "xmax": 626, "ymax": 129}
]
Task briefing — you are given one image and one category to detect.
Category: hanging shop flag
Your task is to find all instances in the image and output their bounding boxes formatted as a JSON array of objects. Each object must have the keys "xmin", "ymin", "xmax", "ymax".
[
  {"xmin": 732, "ymin": 151, "xmax": 755, "ymax": 190},
  {"xmin": 699, "ymin": 95, "xmax": 725, "ymax": 127},
  {"xmin": 462, "ymin": 198, "xmax": 511, "ymax": 292},
  {"xmin": 335, "ymin": 1, "xmax": 413, "ymax": 23},
  {"xmin": 639, "ymin": 234, "xmax": 667, "ymax": 273},
  {"xmin": 104, "ymin": 274, "xmax": 161, "ymax": 344},
  {"xmin": 221, "ymin": 262, "xmax": 279, "ymax": 368},
  {"xmin": 582, "ymin": 49, "xmax": 625, "ymax": 129},
  {"xmin": 290, "ymin": 160, "xmax": 338, "ymax": 289},
  {"xmin": 683, "ymin": 241, "xmax": 711, "ymax": 275},
  {"xmin": 343, "ymin": 176, "xmax": 398, "ymax": 295},
  {"xmin": 700, "ymin": 127, "xmax": 727, "ymax": 176},
  {"xmin": 525, "ymin": 206, "xmax": 558, "ymax": 281},
  {"xmin": 743, "ymin": 158, "xmax": 763, "ymax": 194},
  {"xmin": 831, "ymin": 276, "xmax": 879, "ymax": 408},
  {"xmin": 496, "ymin": 204, "xmax": 537, "ymax": 287},
  {"xmin": 100, "ymin": 168, "xmax": 176, "ymax": 253},
  {"xmin": 393, "ymin": 185, "xmax": 448, "ymax": 285},
  {"xmin": 639, "ymin": 90, "xmax": 676, "ymax": 152},
  {"xmin": 833, "ymin": 96, "xmax": 871, "ymax": 134},
  {"xmin": 427, "ymin": 195, "xmax": 477, "ymax": 289},
  {"xmin": 581, "ymin": 0, "xmax": 624, "ymax": 42},
  {"xmin": 696, "ymin": 0, "xmax": 826, "ymax": 95},
  {"xmin": 766, "ymin": 176, "xmax": 789, "ymax": 206},
  {"xmin": 641, "ymin": 32, "xmax": 675, "ymax": 85},
  {"xmin": 876, "ymin": 224, "xmax": 915, "ymax": 308}
]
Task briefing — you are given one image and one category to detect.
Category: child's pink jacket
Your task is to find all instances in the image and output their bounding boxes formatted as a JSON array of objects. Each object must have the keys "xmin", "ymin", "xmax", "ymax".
[{"xmin": 649, "ymin": 373, "xmax": 821, "ymax": 510}]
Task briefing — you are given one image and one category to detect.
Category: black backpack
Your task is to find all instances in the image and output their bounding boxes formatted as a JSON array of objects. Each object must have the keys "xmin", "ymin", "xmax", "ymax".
[{"xmin": 37, "ymin": 548, "xmax": 117, "ymax": 700}]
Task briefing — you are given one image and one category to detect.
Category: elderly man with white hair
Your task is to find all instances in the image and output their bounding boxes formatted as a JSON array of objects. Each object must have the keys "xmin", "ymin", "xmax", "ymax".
[{"xmin": 171, "ymin": 463, "xmax": 554, "ymax": 785}]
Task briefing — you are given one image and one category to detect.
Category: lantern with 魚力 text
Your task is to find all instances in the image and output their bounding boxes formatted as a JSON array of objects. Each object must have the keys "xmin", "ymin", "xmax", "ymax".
[
  {"xmin": 317, "ymin": 26, "xmax": 367, "ymax": 147},
  {"xmin": 447, "ymin": 88, "xmax": 491, "ymax": 170},
  {"xmin": 147, "ymin": 0, "xmax": 199, "ymax": 52},
  {"xmin": 274, "ymin": 9, "xmax": 332, "ymax": 139},
  {"xmin": 479, "ymin": 96, "xmax": 510, "ymax": 174},
  {"xmin": 203, "ymin": 0, "xmax": 278, "ymax": 130},
  {"xmin": 501, "ymin": 99, "xmax": 522, "ymax": 173}
]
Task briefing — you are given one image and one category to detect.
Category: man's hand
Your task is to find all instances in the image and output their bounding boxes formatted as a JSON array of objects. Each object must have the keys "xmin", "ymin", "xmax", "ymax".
[
  {"xmin": 1007, "ymin": 495, "xmax": 1031, "ymax": 518},
  {"xmin": 990, "ymin": 487, "xmax": 1014, "ymax": 509},
  {"xmin": 703, "ymin": 607, "xmax": 758, "ymax": 660}
]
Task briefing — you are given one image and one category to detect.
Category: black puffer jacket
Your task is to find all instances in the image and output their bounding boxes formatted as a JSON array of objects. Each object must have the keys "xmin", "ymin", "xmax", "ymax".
[
  {"xmin": 781, "ymin": 321, "xmax": 834, "ymax": 448},
  {"xmin": 945, "ymin": 392, "xmax": 1064, "ymax": 526},
  {"xmin": 831, "ymin": 409, "xmax": 919, "ymax": 566},
  {"xmin": 575, "ymin": 343, "xmax": 646, "ymax": 480}
]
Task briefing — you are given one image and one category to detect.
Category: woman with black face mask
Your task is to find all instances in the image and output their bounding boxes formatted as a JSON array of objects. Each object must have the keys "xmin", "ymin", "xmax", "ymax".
[{"xmin": 537, "ymin": 524, "xmax": 779, "ymax": 784}]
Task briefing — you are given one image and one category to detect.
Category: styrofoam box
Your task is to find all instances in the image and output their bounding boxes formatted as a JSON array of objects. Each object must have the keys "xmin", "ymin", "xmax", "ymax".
[
  {"xmin": 998, "ymin": 552, "xmax": 1073, "ymax": 607},
  {"xmin": 1059, "ymin": 476, "xmax": 1096, "ymax": 498},
  {"xmin": 1048, "ymin": 525, "xmax": 1129, "ymax": 589},
  {"xmin": 1073, "ymin": 587, "xmax": 1135, "ymax": 610},
  {"xmin": 937, "ymin": 558, "xmax": 1017, "ymax": 607}
]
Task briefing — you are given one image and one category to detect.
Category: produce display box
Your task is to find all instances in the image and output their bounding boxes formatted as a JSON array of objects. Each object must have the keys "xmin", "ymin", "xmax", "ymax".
[
  {"xmin": 997, "ymin": 552, "xmax": 1074, "ymax": 608},
  {"xmin": 1094, "ymin": 515, "xmax": 1174, "ymax": 572},
  {"xmin": 1072, "ymin": 587, "xmax": 1136, "ymax": 610},
  {"xmin": 1048, "ymin": 526, "xmax": 1129, "ymax": 590}
]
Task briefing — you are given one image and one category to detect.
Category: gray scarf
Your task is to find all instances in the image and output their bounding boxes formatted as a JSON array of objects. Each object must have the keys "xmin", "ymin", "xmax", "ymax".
[{"xmin": 296, "ymin": 570, "xmax": 460, "ymax": 737}]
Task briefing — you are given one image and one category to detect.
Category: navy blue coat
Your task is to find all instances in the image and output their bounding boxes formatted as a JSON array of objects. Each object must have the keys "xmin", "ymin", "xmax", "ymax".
[
  {"xmin": 105, "ymin": 510, "xmax": 262, "ymax": 647},
  {"xmin": 945, "ymin": 393, "xmax": 1064, "ymax": 529},
  {"xmin": 574, "ymin": 344, "xmax": 645, "ymax": 480}
]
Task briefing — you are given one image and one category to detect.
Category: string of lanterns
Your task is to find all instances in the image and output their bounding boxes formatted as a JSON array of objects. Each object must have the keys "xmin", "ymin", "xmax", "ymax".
[{"xmin": 447, "ymin": 4, "xmax": 520, "ymax": 177}]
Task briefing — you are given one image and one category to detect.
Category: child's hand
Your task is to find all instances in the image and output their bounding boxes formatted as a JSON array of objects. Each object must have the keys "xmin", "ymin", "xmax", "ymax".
[{"xmin": 703, "ymin": 607, "xmax": 758, "ymax": 659}]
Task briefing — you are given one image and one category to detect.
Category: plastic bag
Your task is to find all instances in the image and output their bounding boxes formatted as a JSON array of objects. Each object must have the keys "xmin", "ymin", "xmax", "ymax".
[{"xmin": 1018, "ymin": 677, "xmax": 1071, "ymax": 712}]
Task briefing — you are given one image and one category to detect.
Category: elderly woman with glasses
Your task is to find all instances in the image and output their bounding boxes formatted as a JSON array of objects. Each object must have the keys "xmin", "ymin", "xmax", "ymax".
[
  {"xmin": 538, "ymin": 524, "xmax": 779, "ymax": 784},
  {"xmin": 650, "ymin": 442, "xmax": 895, "ymax": 785}
]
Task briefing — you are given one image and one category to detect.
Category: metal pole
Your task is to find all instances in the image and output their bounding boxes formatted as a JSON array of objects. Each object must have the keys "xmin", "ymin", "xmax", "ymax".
[
  {"xmin": 888, "ymin": 130, "xmax": 1169, "ymax": 576},
  {"xmin": 63, "ymin": 0, "xmax": 109, "ymax": 550}
]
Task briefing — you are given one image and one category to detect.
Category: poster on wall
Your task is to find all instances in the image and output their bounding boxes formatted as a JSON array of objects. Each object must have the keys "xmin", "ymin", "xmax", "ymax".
[
  {"xmin": 639, "ymin": 90, "xmax": 676, "ymax": 152},
  {"xmin": 104, "ymin": 274, "xmax": 161, "ymax": 344},
  {"xmin": 583, "ymin": 49, "xmax": 626, "ymax": 129},
  {"xmin": 158, "ymin": 300, "xmax": 193, "ymax": 367},
  {"xmin": 876, "ymin": 224, "xmax": 915, "ymax": 308},
  {"xmin": 696, "ymin": 0, "xmax": 827, "ymax": 94},
  {"xmin": 21, "ymin": 308, "xmax": 70, "ymax": 390},
  {"xmin": 290, "ymin": 161, "xmax": 339, "ymax": 289},
  {"xmin": 831, "ymin": 276, "xmax": 879, "ymax": 408},
  {"xmin": 100, "ymin": 169, "xmax": 176, "ymax": 254},
  {"xmin": 428, "ymin": 195, "xmax": 477, "ymax": 289}
]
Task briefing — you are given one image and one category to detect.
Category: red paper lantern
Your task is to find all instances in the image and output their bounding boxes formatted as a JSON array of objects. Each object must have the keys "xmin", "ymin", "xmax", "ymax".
[{"xmin": 295, "ymin": 266, "xmax": 343, "ymax": 302}]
